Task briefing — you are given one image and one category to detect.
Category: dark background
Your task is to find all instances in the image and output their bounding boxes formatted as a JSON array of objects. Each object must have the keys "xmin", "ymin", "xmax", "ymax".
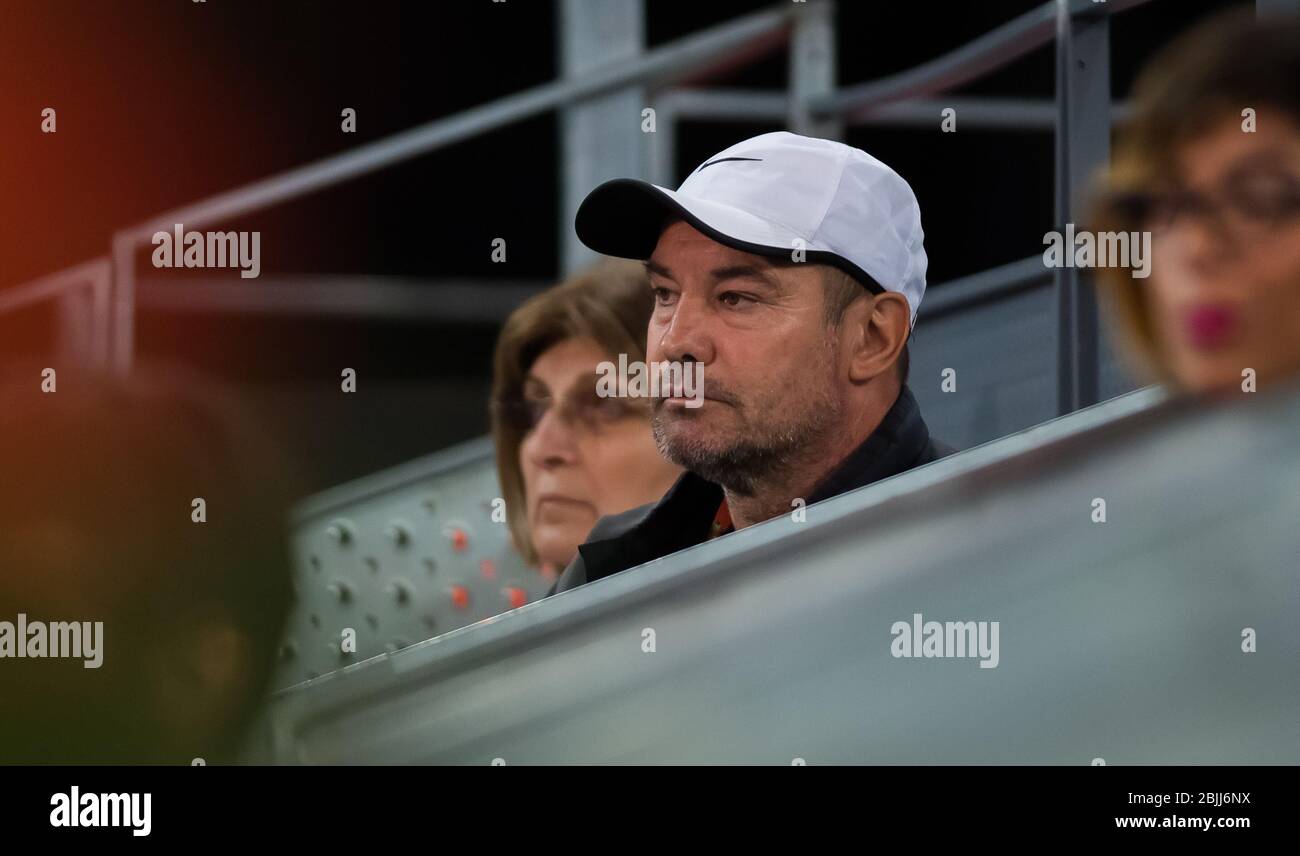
[{"xmin": 0, "ymin": 0, "xmax": 1246, "ymax": 493}]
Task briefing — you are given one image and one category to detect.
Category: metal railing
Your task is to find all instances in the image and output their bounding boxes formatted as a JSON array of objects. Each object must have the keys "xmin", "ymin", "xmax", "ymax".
[
  {"xmin": 10, "ymin": 0, "xmax": 1283, "ymax": 412},
  {"xmin": 0, "ymin": 257, "xmax": 111, "ymax": 371}
]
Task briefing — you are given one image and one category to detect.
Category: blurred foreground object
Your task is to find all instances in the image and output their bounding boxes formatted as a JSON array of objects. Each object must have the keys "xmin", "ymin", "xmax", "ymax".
[
  {"xmin": 0, "ymin": 364, "xmax": 297, "ymax": 764},
  {"xmin": 1093, "ymin": 8, "xmax": 1300, "ymax": 395}
]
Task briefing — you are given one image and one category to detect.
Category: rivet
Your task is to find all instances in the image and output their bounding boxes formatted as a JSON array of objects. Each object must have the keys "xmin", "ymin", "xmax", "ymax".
[
  {"xmin": 325, "ymin": 520, "xmax": 354, "ymax": 546},
  {"xmin": 386, "ymin": 580, "xmax": 412, "ymax": 605},
  {"xmin": 385, "ymin": 520, "xmax": 411, "ymax": 547}
]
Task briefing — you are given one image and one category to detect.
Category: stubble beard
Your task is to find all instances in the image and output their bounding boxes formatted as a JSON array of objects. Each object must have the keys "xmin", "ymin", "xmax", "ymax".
[{"xmin": 650, "ymin": 346, "xmax": 843, "ymax": 497}]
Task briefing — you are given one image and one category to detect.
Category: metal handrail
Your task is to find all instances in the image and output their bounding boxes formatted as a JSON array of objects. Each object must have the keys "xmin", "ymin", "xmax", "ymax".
[
  {"xmin": 918, "ymin": 255, "xmax": 1050, "ymax": 322},
  {"xmin": 110, "ymin": 8, "xmax": 794, "ymax": 246},
  {"xmin": 0, "ymin": 257, "xmax": 104, "ymax": 313},
  {"xmin": 819, "ymin": 0, "xmax": 1155, "ymax": 121},
  {"xmin": 0, "ymin": 257, "xmax": 111, "ymax": 370},
  {"xmin": 9, "ymin": 0, "xmax": 1173, "ymax": 375},
  {"xmin": 105, "ymin": 3, "xmax": 798, "ymax": 374},
  {"xmin": 657, "ymin": 89, "xmax": 1132, "ymax": 131}
]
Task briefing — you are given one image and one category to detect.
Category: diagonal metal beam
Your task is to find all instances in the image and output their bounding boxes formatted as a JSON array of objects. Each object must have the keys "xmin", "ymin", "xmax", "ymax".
[{"xmin": 819, "ymin": 0, "xmax": 1153, "ymax": 121}]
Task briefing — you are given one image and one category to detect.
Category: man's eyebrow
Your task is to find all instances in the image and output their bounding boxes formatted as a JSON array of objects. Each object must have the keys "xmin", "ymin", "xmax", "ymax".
[
  {"xmin": 709, "ymin": 263, "xmax": 782, "ymax": 289},
  {"xmin": 644, "ymin": 258, "xmax": 784, "ymax": 289},
  {"xmin": 644, "ymin": 259, "xmax": 673, "ymax": 280}
]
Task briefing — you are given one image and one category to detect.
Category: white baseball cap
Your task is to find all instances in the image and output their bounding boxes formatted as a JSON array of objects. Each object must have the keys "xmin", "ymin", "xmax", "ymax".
[{"xmin": 575, "ymin": 131, "xmax": 928, "ymax": 323}]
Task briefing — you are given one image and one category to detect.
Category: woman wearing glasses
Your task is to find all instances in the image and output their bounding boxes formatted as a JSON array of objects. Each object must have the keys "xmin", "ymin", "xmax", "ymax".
[
  {"xmin": 1093, "ymin": 9, "xmax": 1300, "ymax": 396},
  {"xmin": 490, "ymin": 260, "xmax": 683, "ymax": 578}
]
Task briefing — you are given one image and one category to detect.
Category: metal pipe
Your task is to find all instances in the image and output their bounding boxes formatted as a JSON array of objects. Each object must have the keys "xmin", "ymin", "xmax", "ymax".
[
  {"xmin": 818, "ymin": 0, "xmax": 1155, "ymax": 121},
  {"xmin": 105, "ymin": 3, "xmax": 795, "ymax": 373},
  {"xmin": 919, "ymin": 255, "xmax": 1050, "ymax": 321},
  {"xmin": 112, "ymin": 6, "xmax": 793, "ymax": 244}
]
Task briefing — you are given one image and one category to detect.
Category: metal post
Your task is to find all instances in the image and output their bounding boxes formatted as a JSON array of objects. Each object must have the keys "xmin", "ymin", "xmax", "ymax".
[
  {"xmin": 559, "ymin": 0, "xmax": 646, "ymax": 274},
  {"xmin": 0, "ymin": 258, "xmax": 112, "ymax": 373},
  {"xmin": 90, "ymin": 262, "xmax": 112, "ymax": 370},
  {"xmin": 789, "ymin": 0, "xmax": 841, "ymax": 140},
  {"xmin": 645, "ymin": 94, "xmax": 678, "ymax": 188},
  {"xmin": 56, "ymin": 287, "xmax": 94, "ymax": 368},
  {"xmin": 111, "ymin": 235, "xmax": 135, "ymax": 375},
  {"xmin": 1053, "ymin": 0, "xmax": 1109, "ymax": 415}
]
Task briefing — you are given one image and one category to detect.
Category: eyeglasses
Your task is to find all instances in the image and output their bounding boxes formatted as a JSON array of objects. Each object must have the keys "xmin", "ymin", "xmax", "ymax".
[
  {"xmin": 492, "ymin": 385, "xmax": 652, "ymax": 434},
  {"xmin": 1103, "ymin": 170, "xmax": 1300, "ymax": 238}
]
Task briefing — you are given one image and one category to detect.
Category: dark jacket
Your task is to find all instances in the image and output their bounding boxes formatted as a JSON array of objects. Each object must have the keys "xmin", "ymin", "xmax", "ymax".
[{"xmin": 549, "ymin": 385, "xmax": 952, "ymax": 595}]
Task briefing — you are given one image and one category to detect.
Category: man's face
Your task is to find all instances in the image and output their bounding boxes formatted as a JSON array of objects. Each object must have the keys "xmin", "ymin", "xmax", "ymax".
[{"xmin": 644, "ymin": 220, "xmax": 845, "ymax": 494}]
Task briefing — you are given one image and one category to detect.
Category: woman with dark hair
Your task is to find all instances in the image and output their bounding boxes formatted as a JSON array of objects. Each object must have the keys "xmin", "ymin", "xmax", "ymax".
[
  {"xmin": 1092, "ymin": 9, "xmax": 1300, "ymax": 395},
  {"xmin": 490, "ymin": 259, "xmax": 682, "ymax": 577}
]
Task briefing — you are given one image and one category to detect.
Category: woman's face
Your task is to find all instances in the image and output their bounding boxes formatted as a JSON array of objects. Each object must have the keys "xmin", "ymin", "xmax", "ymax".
[
  {"xmin": 1145, "ymin": 113, "xmax": 1300, "ymax": 394},
  {"xmin": 518, "ymin": 337, "xmax": 683, "ymax": 571}
]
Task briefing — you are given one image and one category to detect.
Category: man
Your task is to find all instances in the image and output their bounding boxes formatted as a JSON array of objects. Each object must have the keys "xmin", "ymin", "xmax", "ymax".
[{"xmin": 550, "ymin": 131, "xmax": 951, "ymax": 594}]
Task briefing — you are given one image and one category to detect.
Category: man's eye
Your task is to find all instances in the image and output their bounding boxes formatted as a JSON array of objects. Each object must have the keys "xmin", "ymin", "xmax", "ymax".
[
  {"xmin": 720, "ymin": 292, "xmax": 754, "ymax": 308},
  {"xmin": 652, "ymin": 287, "xmax": 676, "ymax": 305}
]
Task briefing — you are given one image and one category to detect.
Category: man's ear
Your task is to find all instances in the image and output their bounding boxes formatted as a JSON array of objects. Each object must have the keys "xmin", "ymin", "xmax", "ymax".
[{"xmin": 846, "ymin": 292, "xmax": 910, "ymax": 383}]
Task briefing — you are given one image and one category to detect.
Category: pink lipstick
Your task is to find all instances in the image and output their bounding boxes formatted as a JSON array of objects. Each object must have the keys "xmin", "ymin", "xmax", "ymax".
[{"xmin": 1183, "ymin": 304, "xmax": 1238, "ymax": 350}]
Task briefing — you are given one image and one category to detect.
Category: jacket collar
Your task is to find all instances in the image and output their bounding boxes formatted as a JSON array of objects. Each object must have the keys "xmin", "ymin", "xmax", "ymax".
[
  {"xmin": 805, "ymin": 384, "xmax": 931, "ymax": 504},
  {"xmin": 576, "ymin": 466, "xmax": 722, "ymax": 580}
]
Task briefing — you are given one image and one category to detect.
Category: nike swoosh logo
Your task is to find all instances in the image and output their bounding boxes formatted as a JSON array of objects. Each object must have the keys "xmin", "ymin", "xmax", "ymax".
[{"xmin": 694, "ymin": 156, "xmax": 764, "ymax": 173}]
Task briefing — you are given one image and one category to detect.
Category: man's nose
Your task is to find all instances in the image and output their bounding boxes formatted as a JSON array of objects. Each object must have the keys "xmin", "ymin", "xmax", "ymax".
[{"xmin": 654, "ymin": 292, "xmax": 714, "ymax": 365}]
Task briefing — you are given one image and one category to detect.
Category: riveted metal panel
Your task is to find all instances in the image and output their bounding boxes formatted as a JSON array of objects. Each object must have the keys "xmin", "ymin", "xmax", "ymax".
[{"xmin": 273, "ymin": 437, "xmax": 553, "ymax": 689}]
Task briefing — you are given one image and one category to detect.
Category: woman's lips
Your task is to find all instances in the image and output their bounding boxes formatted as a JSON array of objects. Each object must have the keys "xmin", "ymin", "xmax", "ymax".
[
  {"xmin": 536, "ymin": 493, "xmax": 590, "ymax": 508},
  {"xmin": 1183, "ymin": 304, "xmax": 1239, "ymax": 350},
  {"xmin": 534, "ymin": 494, "xmax": 595, "ymax": 519}
]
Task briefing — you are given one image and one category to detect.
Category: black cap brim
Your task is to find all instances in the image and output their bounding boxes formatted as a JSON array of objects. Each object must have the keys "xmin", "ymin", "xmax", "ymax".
[{"xmin": 574, "ymin": 178, "xmax": 884, "ymax": 294}]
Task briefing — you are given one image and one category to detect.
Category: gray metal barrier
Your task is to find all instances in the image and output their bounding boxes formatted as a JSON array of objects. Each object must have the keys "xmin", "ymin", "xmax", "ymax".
[
  {"xmin": 274, "ymin": 437, "xmax": 554, "ymax": 689},
  {"xmin": 911, "ymin": 257, "xmax": 1137, "ymax": 449},
  {"xmin": 259, "ymin": 383, "xmax": 1300, "ymax": 764}
]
